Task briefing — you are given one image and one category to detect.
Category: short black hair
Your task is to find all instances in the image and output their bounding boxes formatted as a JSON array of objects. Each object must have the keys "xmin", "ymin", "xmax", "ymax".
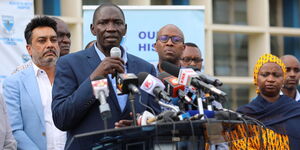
[
  {"xmin": 185, "ymin": 42, "xmax": 199, "ymax": 48},
  {"xmin": 24, "ymin": 16, "xmax": 57, "ymax": 44},
  {"xmin": 92, "ymin": 3, "xmax": 125, "ymax": 24}
]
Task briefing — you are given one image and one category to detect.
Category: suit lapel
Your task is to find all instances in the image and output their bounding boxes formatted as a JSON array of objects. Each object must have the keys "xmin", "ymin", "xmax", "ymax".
[
  {"xmin": 86, "ymin": 46, "xmax": 121, "ymax": 113},
  {"xmin": 22, "ymin": 66, "xmax": 45, "ymax": 127}
]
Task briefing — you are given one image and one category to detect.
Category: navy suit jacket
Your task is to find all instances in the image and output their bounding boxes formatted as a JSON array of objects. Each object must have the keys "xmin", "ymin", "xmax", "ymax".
[{"xmin": 52, "ymin": 46, "xmax": 161, "ymax": 149}]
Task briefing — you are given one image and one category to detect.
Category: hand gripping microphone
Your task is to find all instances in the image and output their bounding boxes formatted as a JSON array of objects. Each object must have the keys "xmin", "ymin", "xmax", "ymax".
[
  {"xmin": 91, "ymin": 76, "xmax": 111, "ymax": 129},
  {"xmin": 137, "ymin": 72, "xmax": 172, "ymax": 103}
]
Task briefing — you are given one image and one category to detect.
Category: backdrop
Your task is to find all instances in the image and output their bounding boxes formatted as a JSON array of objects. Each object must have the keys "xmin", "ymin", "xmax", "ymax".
[
  {"xmin": 0, "ymin": 0, "xmax": 33, "ymax": 93},
  {"xmin": 83, "ymin": 6, "xmax": 205, "ymax": 66}
]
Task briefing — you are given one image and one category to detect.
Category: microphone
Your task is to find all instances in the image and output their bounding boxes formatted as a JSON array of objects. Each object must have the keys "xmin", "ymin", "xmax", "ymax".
[
  {"xmin": 186, "ymin": 66, "xmax": 223, "ymax": 87},
  {"xmin": 110, "ymin": 47, "xmax": 122, "ymax": 58},
  {"xmin": 181, "ymin": 110, "xmax": 239, "ymax": 120},
  {"xmin": 158, "ymin": 72, "xmax": 185, "ymax": 98},
  {"xmin": 110, "ymin": 47, "xmax": 122, "ymax": 78},
  {"xmin": 116, "ymin": 73, "xmax": 140, "ymax": 95},
  {"xmin": 91, "ymin": 76, "xmax": 111, "ymax": 125},
  {"xmin": 158, "ymin": 72, "xmax": 192, "ymax": 105},
  {"xmin": 137, "ymin": 72, "xmax": 172, "ymax": 103},
  {"xmin": 161, "ymin": 61, "xmax": 227, "ymax": 98}
]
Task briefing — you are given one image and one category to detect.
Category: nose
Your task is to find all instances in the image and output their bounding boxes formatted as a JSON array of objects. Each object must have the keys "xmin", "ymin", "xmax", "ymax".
[
  {"xmin": 290, "ymin": 70, "xmax": 297, "ymax": 77},
  {"xmin": 106, "ymin": 22, "xmax": 117, "ymax": 32},
  {"xmin": 61, "ymin": 35, "xmax": 71, "ymax": 44},
  {"xmin": 266, "ymin": 75, "xmax": 276, "ymax": 82},
  {"xmin": 165, "ymin": 38, "xmax": 174, "ymax": 46}
]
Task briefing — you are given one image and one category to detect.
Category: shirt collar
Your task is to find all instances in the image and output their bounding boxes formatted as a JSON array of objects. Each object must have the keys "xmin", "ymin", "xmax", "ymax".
[
  {"xmin": 93, "ymin": 44, "xmax": 127, "ymax": 64},
  {"xmin": 280, "ymin": 90, "xmax": 300, "ymax": 101},
  {"xmin": 32, "ymin": 62, "xmax": 46, "ymax": 77},
  {"xmin": 295, "ymin": 90, "xmax": 300, "ymax": 101}
]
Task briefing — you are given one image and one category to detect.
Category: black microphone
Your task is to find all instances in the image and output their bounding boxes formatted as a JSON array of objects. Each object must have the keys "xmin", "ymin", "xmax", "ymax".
[
  {"xmin": 91, "ymin": 76, "xmax": 111, "ymax": 129},
  {"xmin": 186, "ymin": 66, "xmax": 223, "ymax": 87},
  {"xmin": 137, "ymin": 72, "xmax": 172, "ymax": 103},
  {"xmin": 161, "ymin": 61, "xmax": 180, "ymax": 77},
  {"xmin": 116, "ymin": 73, "xmax": 140, "ymax": 95}
]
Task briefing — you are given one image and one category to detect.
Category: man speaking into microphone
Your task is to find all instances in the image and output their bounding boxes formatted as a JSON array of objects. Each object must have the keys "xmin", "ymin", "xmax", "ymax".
[{"xmin": 52, "ymin": 3, "xmax": 160, "ymax": 150}]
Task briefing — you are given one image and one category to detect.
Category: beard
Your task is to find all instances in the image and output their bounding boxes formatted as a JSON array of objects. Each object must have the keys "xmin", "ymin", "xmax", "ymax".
[
  {"xmin": 33, "ymin": 56, "xmax": 58, "ymax": 67},
  {"xmin": 283, "ymin": 84, "xmax": 297, "ymax": 91},
  {"xmin": 33, "ymin": 49, "xmax": 58, "ymax": 67}
]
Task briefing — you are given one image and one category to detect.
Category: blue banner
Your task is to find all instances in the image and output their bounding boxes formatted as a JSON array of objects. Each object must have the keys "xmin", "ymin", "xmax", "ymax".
[{"xmin": 83, "ymin": 6, "xmax": 205, "ymax": 66}]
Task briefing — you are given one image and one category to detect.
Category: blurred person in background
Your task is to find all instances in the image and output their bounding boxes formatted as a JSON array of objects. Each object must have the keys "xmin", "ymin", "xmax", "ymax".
[
  {"xmin": 0, "ymin": 94, "xmax": 16, "ymax": 150},
  {"xmin": 180, "ymin": 42, "xmax": 203, "ymax": 71},
  {"xmin": 280, "ymin": 55, "xmax": 300, "ymax": 101}
]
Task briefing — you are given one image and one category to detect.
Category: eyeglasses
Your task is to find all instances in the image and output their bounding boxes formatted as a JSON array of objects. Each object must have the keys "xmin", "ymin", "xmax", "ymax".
[
  {"xmin": 181, "ymin": 57, "xmax": 203, "ymax": 63},
  {"xmin": 157, "ymin": 35, "xmax": 184, "ymax": 44}
]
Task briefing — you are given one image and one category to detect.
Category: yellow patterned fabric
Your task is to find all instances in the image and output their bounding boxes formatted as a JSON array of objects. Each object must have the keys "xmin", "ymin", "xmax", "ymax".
[
  {"xmin": 225, "ymin": 124, "xmax": 289, "ymax": 150},
  {"xmin": 253, "ymin": 53, "xmax": 286, "ymax": 93}
]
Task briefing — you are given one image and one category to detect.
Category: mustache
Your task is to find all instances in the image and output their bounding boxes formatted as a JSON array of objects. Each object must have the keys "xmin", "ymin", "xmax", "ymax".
[{"xmin": 43, "ymin": 49, "xmax": 58, "ymax": 56}]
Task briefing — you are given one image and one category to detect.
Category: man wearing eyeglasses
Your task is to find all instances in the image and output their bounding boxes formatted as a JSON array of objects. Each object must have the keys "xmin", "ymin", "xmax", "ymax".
[
  {"xmin": 180, "ymin": 42, "xmax": 203, "ymax": 70},
  {"xmin": 154, "ymin": 24, "xmax": 185, "ymax": 73}
]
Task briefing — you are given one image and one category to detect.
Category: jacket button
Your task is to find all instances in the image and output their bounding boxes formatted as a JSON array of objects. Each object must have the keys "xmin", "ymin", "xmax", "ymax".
[{"xmin": 42, "ymin": 132, "xmax": 46, "ymax": 136}]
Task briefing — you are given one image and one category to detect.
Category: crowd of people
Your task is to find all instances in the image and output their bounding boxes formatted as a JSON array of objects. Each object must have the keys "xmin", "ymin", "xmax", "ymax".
[{"xmin": 1, "ymin": 3, "xmax": 300, "ymax": 150}]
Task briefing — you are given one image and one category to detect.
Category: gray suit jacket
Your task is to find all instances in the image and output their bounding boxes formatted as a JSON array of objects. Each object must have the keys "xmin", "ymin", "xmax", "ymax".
[{"xmin": 0, "ymin": 94, "xmax": 16, "ymax": 150}]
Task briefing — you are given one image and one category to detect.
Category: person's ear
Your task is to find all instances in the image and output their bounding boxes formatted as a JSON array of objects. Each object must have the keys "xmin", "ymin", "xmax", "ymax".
[
  {"xmin": 26, "ymin": 44, "xmax": 32, "ymax": 57},
  {"xmin": 154, "ymin": 43, "xmax": 157, "ymax": 52},
  {"xmin": 123, "ymin": 24, "xmax": 127, "ymax": 36},
  {"xmin": 90, "ymin": 24, "xmax": 96, "ymax": 36}
]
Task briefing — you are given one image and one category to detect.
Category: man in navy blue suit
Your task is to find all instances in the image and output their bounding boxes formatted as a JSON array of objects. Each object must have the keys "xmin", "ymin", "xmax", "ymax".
[{"xmin": 52, "ymin": 3, "xmax": 161, "ymax": 149}]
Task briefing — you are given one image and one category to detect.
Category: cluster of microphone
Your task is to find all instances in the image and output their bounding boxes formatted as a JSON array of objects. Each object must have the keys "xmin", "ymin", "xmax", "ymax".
[{"xmin": 91, "ymin": 47, "xmax": 243, "ymax": 127}]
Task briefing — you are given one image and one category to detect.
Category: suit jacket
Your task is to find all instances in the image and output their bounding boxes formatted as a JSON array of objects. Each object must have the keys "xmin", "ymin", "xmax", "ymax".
[
  {"xmin": 0, "ymin": 94, "xmax": 17, "ymax": 150},
  {"xmin": 3, "ymin": 66, "xmax": 47, "ymax": 150},
  {"xmin": 52, "ymin": 46, "xmax": 161, "ymax": 149}
]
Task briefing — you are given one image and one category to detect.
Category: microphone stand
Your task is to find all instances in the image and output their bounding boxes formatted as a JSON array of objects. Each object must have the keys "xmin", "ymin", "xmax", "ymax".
[
  {"xmin": 129, "ymin": 92, "xmax": 137, "ymax": 126},
  {"xmin": 196, "ymin": 90, "xmax": 205, "ymax": 120}
]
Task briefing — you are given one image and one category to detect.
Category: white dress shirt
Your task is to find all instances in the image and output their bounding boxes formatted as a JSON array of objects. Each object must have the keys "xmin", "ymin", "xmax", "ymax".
[
  {"xmin": 33, "ymin": 63, "xmax": 66, "ymax": 150},
  {"xmin": 280, "ymin": 90, "xmax": 300, "ymax": 102}
]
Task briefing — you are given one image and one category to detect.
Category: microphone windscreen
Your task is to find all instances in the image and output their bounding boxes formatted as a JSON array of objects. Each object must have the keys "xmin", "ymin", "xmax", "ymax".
[
  {"xmin": 186, "ymin": 65, "xmax": 200, "ymax": 71},
  {"xmin": 161, "ymin": 61, "xmax": 180, "ymax": 77},
  {"xmin": 157, "ymin": 72, "xmax": 172, "ymax": 80},
  {"xmin": 137, "ymin": 72, "xmax": 149, "ymax": 86},
  {"xmin": 110, "ymin": 47, "xmax": 121, "ymax": 58}
]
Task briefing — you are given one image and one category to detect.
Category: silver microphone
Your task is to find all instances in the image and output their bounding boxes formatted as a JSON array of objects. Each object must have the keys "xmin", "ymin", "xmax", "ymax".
[
  {"xmin": 110, "ymin": 47, "xmax": 122, "ymax": 78},
  {"xmin": 110, "ymin": 47, "xmax": 121, "ymax": 58}
]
